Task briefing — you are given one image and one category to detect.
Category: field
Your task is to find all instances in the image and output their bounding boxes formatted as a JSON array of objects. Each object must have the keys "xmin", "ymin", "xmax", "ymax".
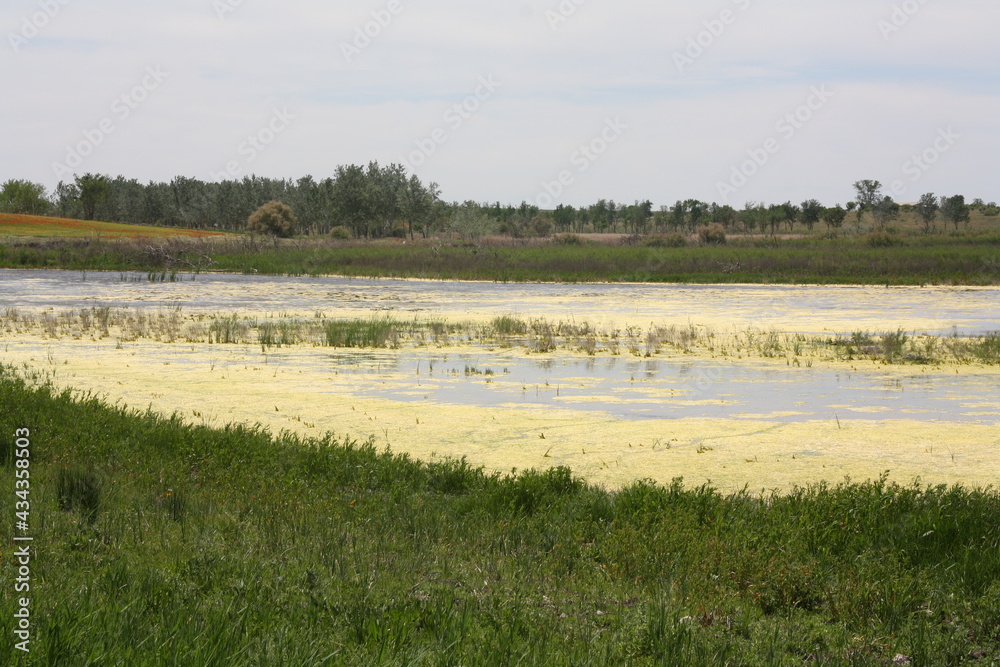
[
  {"xmin": 0, "ymin": 212, "xmax": 225, "ymax": 240},
  {"xmin": 3, "ymin": 367, "xmax": 1000, "ymax": 664},
  {"xmin": 0, "ymin": 213, "xmax": 998, "ymax": 285}
]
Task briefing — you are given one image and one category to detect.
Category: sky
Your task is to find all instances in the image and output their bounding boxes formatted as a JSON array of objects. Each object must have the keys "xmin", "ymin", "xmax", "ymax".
[{"xmin": 2, "ymin": 0, "xmax": 998, "ymax": 210}]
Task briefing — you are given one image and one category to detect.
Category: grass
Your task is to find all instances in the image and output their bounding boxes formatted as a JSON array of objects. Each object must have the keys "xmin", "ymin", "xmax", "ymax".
[
  {"xmin": 5, "ymin": 305, "xmax": 999, "ymax": 367},
  {"xmin": 2, "ymin": 365, "xmax": 1000, "ymax": 664},
  {"xmin": 0, "ymin": 230, "xmax": 998, "ymax": 285},
  {"xmin": 0, "ymin": 212, "xmax": 225, "ymax": 239}
]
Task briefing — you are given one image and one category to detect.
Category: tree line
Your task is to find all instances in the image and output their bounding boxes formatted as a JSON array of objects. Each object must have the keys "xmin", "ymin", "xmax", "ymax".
[{"xmin": 1, "ymin": 170, "xmax": 995, "ymax": 239}]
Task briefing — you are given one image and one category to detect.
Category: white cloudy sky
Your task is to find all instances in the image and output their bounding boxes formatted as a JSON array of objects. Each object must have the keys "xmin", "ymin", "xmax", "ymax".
[{"xmin": 2, "ymin": 0, "xmax": 998, "ymax": 209}]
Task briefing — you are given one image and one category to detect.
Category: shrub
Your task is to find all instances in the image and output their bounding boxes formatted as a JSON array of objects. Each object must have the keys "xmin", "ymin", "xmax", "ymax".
[
  {"xmin": 329, "ymin": 225, "xmax": 352, "ymax": 240},
  {"xmin": 247, "ymin": 200, "xmax": 297, "ymax": 238},
  {"xmin": 644, "ymin": 233, "xmax": 688, "ymax": 248},
  {"xmin": 697, "ymin": 223, "xmax": 726, "ymax": 245},
  {"xmin": 553, "ymin": 233, "xmax": 584, "ymax": 245},
  {"xmin": 865, "ymin": 230, "xmax": 901, "ymax": 247},
  {"xmin": 390, "ymin": 224, "xmax": 408, "ymax": 238},
  {"xmin": 532, "ymin": 217, "xmax": 553, "ymax": 237}
]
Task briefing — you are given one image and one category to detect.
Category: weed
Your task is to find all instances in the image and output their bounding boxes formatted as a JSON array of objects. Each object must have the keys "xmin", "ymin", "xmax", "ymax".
[{"xmin": 56, "ymin": 466, "xmax": 102, "ymax": 522}]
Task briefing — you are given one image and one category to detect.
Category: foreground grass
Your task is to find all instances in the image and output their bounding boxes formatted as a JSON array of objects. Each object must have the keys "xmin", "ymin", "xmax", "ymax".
[
  {"xmin": 1, "ymin": 232, "xmax": 998, "ymax": 285},
  {"xmin": 2, "ymin": 367, "xmax": 1000, "ymax": 665}
]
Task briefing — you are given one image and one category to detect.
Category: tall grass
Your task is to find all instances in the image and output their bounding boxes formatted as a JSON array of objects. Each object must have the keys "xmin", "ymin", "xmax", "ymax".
[
  {"xmin": 324, "ymin": 315, "xmax": 401, "ymax": 348},
  {"xmin": 2, "ymin": 366, "xmax": 1000, "ymax": 663},
  {"xmin": 0, "ymin": 232, "xmax": 998, "ymax": 284}
]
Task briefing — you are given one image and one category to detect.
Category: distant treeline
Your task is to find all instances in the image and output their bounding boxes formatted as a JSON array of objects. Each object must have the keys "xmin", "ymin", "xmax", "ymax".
[{"xmin": 1, "ymin": 169, "xmax": 997, "ymax": 239}]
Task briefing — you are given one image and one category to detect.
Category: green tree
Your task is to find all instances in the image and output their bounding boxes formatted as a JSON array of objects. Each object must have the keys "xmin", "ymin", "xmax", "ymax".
[
  {"xmin": 0, "ymin": 180, "xmax": 50, "ymax": 215},
  {"xmin": 915, "ymin": 193, "xmax": 939, "ymax": 234},
  {"xmin": 940, "ymin": 194, "xmax": 970, "ymax": 231},
  {"xmin": 853, "ymin": 180, "xmax": 882, "ymax": 230},
  {"xmin": 780, "ymin": 201, "xmax": 800, "ymax": 233},
  {"xmin": 75, "ymin": 173, "xmax": 110, "ymax": 220},
  {"xmin": 552, "ymin": 204, "xmax": 576, "ymax": 232},
  {"xmin": 821, "ymin": 205, "xmax": 847, "ymax": 234},
  {"xmin": 247, "ymin": 200, "xmax": 297, "ymax": 239},
  {"xmin": 800, "ymin": 199, "xmax": 822, "ymax": 231},
  {"xmin": 871, "ymin": 196, "xmax": 900, "ymax": 231},
  {"xmin": 448, "ymin": 201, "xmax": 494, "ymax": 240}
]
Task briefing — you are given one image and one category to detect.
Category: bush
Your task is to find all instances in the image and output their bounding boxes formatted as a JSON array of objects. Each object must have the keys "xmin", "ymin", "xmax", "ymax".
[
  {"xmin": 390, "ymin": 224, "xmax": 407, "ymax": 238},
  {"xmin": 329, "ymin": 225, "xmax": 352, "ymax": 240},
  {"xmin": 697, "ymin": 223, "xmax": 726, "ymax": 245},
  {"xmin": 247, "ymin": 200, "xmax": 297, "ymax": 238},
  {"xmin": 644, "ymin": 233, "xmax": 688, "ymax": 248},
  {"xmin": 865, "ymin": 230, "xmax": 901, "ymax": 247},
  {"xmin": 532, "ymin": 217, "xmax": 553, "ymax": 237},
  {"xmin": 553, "ymin": 233, "xmax": 584, "ymax": 245}
]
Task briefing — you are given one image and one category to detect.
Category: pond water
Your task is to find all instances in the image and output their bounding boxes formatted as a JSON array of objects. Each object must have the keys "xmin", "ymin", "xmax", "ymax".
[
  {"xmin": 2, "ymin": 269, "xmax": 998, "ymax": 335},
  {"xmin": 323, "ymin": 351, "xmax": 1000, "ymax": 424},
  {"xmin": 2, "ymin": 269, "xmax": 998, "ymax": 490}
]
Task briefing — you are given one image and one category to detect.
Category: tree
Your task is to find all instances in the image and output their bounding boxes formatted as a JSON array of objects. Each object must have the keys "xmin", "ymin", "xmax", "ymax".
[
  {"xmin": 852, "ymin": 180, "xmax": 882, "ymax": 230},
  {"xmin": 75, "ymin": 173, "xmax": 110, "ymax": 220},
  {"xmin": 552, "ymin": 204, "xmax": 576, "ymax": 232},
  {"xmin": 871, "ymin": 196, "xmax": 900, "ymax": 231},
  {"xmin": 780, "ymin": 201, "xmax": 800, "ymax": 233},
  {"xmin": 739, "ymin": 201, "xmax": 759, "ymax": 235},
  {"xmin": 853, "ymin": 180, "xmax": 882, "ymax": 212},
  {"xmin": 448, "ymin": 201, "xmax": 493, "ymax": 240},
  {"xmin": 247, "ymin": 200, "xmax": 297, "ymax": 238},
  {"xmin": 800, "ymin": 199, "xmax": 822, "ymax": 231},
  {"xmin": 0, "ymin": 180, "xmax": 50, "ymax": 215},
  {"xmin": 669, "ymin": 200, "xmax": 687, "ymax": 232},
  {"xmin": 821, "ymin": 205, "xmax": 847, "ymax": 234},
  {"xmin": 914, "ymin": 193, "xmax": 939, "ymax": 234},
  {"xmin": 710, "ymin": 203, "xmax": 737, "ymax": 230},
  {"xmin": 765, "ymin": 204, "xmax": 784, "ymax": 237},
  {"xmin": 940, "ymin": 194, "xmax": 970, "ymax": 231}
]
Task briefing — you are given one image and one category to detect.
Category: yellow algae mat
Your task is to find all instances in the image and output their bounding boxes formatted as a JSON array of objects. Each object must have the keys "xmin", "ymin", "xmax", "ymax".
[{"xmin": 4, "ymin": 335, "xmax": 998, "ymax": 494}]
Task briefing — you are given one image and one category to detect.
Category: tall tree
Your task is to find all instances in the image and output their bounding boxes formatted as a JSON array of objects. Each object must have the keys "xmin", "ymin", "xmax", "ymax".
[
  {"xmin": 915, "ymin": 193, "xmax": 939, "ymax": 234},
  {"xmin": 940, "ymin": 195, "xmax": 970, "ymax": 231},
  {"xmin": 800, "ymin": 199, "xmax": 822, "ymax": 231},
  {"xmin": 853, "ymin": 180, "xmax": 883, "ymax": 229},
  {"xmin": 871, "ymin": 196, "xmax": 900, "ymax": 231},
  {"xmin": 0, "ymin": 180, "xmax": 49, "ymax": 215},
  {"xmin": 75, "ymin": 173, "xmax": 110, "ymax": 221}
]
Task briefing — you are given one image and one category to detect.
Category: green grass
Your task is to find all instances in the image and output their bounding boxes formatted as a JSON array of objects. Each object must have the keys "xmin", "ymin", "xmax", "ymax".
[
  {"xmin": 0, "ymin": 232, "xmax": 998, "ymax": 285},
  {"xmin": 324, "ymin": 316, "xmax": 402, "ymax": 348},
  {"xmin": 2, "ymin": 366, "xmax": 1000, "ymax": 664}
]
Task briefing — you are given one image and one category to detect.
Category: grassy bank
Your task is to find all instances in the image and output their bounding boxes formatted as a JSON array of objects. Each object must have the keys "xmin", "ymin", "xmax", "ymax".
[
  {"xmin": 2, "ymin": 366, "xmax": 1000, "ymax": 664},
  {"xmin": 0, "ymin": 232, "xmax": 998, "ymax": 284}
]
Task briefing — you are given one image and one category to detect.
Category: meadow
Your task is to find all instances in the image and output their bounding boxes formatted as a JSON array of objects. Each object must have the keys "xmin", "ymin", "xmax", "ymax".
[{"xmin": 2, "ymin": 366, "xmax": 1000, "ymax": 665}]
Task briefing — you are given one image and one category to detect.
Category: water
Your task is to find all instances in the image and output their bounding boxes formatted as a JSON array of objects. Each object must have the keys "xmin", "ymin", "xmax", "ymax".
[
  {"xmin": 1, "ymin": 269, "xmax": 997, "ymax": 335},
  {"xmin": 1, "ymin": 269, "xmax": 997, "ymax": 425},
  {"xmin": 318, "ymin": 350, "xmax": 1000, "ymax": 425}
]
